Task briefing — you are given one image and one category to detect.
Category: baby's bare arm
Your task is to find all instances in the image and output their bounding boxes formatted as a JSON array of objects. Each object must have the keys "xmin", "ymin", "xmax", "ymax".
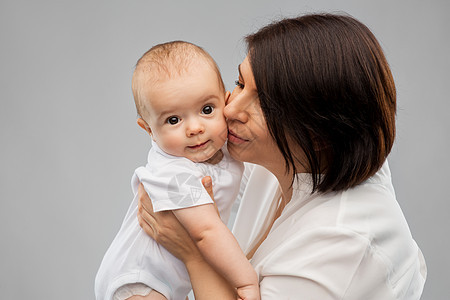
[{"xmin": 173, "ymin": 204, "xmax": 259, "ymax": 299}]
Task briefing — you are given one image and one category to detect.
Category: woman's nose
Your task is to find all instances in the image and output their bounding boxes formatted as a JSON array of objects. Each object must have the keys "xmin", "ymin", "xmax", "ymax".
[{"xmin": 224, "ymin": 92, "xmax": 248, "ymax": 123}]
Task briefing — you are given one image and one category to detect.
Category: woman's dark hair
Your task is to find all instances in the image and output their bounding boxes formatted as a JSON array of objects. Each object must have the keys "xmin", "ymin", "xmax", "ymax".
[{"xmin": 246, "ymin": 13, "xmax": 396, "ymax": 192}]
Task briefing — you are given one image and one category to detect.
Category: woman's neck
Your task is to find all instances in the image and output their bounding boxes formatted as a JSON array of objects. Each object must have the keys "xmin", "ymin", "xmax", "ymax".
[
  {"xmin": 264, "ymin": 163, "xmax": 295, "ymax": 204},
  {"xmin": 277, "ymin": 173, "xmax": 293, "ymax": 205}
]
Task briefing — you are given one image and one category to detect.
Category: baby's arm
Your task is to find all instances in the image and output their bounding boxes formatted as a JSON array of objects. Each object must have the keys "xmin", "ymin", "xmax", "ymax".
[{"xmin": 173, "ymin": 204, "xmax": 260, "ymax": 300}]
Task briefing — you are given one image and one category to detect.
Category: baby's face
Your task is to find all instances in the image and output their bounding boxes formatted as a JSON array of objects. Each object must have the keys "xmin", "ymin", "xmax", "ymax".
[{"xmin": 143, "ymin": 62, "xmax": 228, "ymax": 162}]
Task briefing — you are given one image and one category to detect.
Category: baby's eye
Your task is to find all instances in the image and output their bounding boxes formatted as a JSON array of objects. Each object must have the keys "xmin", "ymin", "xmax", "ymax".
[
  {"xmin": 167, "ymin": 116, "xmax": 180, "ymax": 125},
  {"xmin": 202, "ymin": 105, "xmax": 214, "ymax": 115},
  {"xmin": 235, "ymin": 80, "xmax": 244, "ymax": 89}
]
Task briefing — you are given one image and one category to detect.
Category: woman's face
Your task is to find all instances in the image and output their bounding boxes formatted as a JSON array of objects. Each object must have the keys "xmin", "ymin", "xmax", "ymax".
[{"xmin": 225, "ymin": 56, "xmax": 281, "ymax": 168}]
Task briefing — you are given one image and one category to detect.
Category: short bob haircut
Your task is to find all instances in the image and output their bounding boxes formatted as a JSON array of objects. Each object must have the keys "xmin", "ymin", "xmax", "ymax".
[{"xmin": 246, "ymin": 13, "xmax": 396, "ymax": 193}]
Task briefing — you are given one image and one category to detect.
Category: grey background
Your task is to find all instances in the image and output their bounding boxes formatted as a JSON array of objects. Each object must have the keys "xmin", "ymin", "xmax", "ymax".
[{"xmin": 0, "ymin": 0, "xmax": 448, "ymax": 299}]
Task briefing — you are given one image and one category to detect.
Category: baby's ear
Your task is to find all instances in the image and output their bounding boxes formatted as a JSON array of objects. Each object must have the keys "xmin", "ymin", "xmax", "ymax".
[
  {"xmin": 225, "ymin": 91, "xmax": 231, "ymax": 104},
  {"xmin": 137, "ymin": 118, "xmax": 152, "ymax": 136}
]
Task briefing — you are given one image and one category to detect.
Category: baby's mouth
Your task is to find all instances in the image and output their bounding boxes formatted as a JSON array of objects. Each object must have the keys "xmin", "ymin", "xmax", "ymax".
[{"xmin": 188, "ymin": 140, "xmax": 209, "ymax": 149}]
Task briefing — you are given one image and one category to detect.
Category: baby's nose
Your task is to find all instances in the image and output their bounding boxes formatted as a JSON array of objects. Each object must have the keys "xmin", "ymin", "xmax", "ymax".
[{"xmin": 186, "ymin": 121, "xmax": 205, "ymax": 136}]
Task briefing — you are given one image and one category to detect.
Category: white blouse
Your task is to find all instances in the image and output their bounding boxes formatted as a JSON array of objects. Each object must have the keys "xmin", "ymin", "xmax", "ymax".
[{"xmin": 232, "ymin": 162, "xmax": 426, "ymax": 300}]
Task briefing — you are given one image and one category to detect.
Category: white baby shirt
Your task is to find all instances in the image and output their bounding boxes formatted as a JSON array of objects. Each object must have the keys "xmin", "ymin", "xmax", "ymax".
[{"xmin": 95, "ymin": 141, "xmax": 244, "ymax": 300}]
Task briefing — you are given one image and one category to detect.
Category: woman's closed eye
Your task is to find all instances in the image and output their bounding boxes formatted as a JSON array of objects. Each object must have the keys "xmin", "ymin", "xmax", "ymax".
[{"xmin": 235, "ymin": 80, "xmax": 244, "ymax": 89}]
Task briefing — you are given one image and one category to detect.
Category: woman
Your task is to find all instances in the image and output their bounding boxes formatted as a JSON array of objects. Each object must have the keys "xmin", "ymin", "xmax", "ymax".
[{"xmin": 137, "ymin": 13, "xmax": 427, "ymax": 299}]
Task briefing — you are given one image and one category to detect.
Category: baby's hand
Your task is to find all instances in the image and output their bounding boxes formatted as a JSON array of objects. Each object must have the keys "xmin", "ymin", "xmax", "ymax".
[{"xmin": 236, "ymin": 283, "xmax": 260, "ymax": 300}]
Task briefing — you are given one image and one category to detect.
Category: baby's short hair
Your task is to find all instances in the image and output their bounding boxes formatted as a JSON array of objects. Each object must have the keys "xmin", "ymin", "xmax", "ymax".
[{"xmin": 132, "ymin": 41, "xmax": 224, "ymax": 119}]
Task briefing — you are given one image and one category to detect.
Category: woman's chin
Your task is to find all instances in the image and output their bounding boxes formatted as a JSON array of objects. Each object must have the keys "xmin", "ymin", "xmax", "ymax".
[{"xmin": 227, "ymin": 142, "xmax": 248, "ymax": 162}]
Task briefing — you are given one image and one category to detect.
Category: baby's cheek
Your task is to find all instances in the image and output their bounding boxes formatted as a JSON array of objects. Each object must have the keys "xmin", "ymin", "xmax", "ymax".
[
  {"xmin": 219, "ymin": 121, "xmax": 228, "ymax": 141},
  {"xmin": 158, "ymin": 132, "xmax": 185, "ymax": 156},
  {"xmin": 212, "ymin": 116, "xmax": 227, "ymax": 137}
]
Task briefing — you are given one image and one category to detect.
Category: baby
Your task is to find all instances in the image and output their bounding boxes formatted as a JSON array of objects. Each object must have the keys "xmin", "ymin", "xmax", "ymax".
[{"xmin": 95, "ymin": 41, "xmax": 259, "ymax": 300}]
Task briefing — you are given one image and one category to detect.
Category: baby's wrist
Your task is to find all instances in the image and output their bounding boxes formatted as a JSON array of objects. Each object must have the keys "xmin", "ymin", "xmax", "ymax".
[{"xmin": 184, "ymin": 250, "xmax": 207, "ymax": 268}]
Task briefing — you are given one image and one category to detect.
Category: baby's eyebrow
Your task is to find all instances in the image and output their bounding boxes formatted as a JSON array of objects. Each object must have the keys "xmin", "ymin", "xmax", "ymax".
[
  {"xmin": 156, "ymin": 109, "xmax": 176, "ymax": 120},
  {"xmin": 200, "ymin": 94, "xmax": 220, "ymax": 103}
]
